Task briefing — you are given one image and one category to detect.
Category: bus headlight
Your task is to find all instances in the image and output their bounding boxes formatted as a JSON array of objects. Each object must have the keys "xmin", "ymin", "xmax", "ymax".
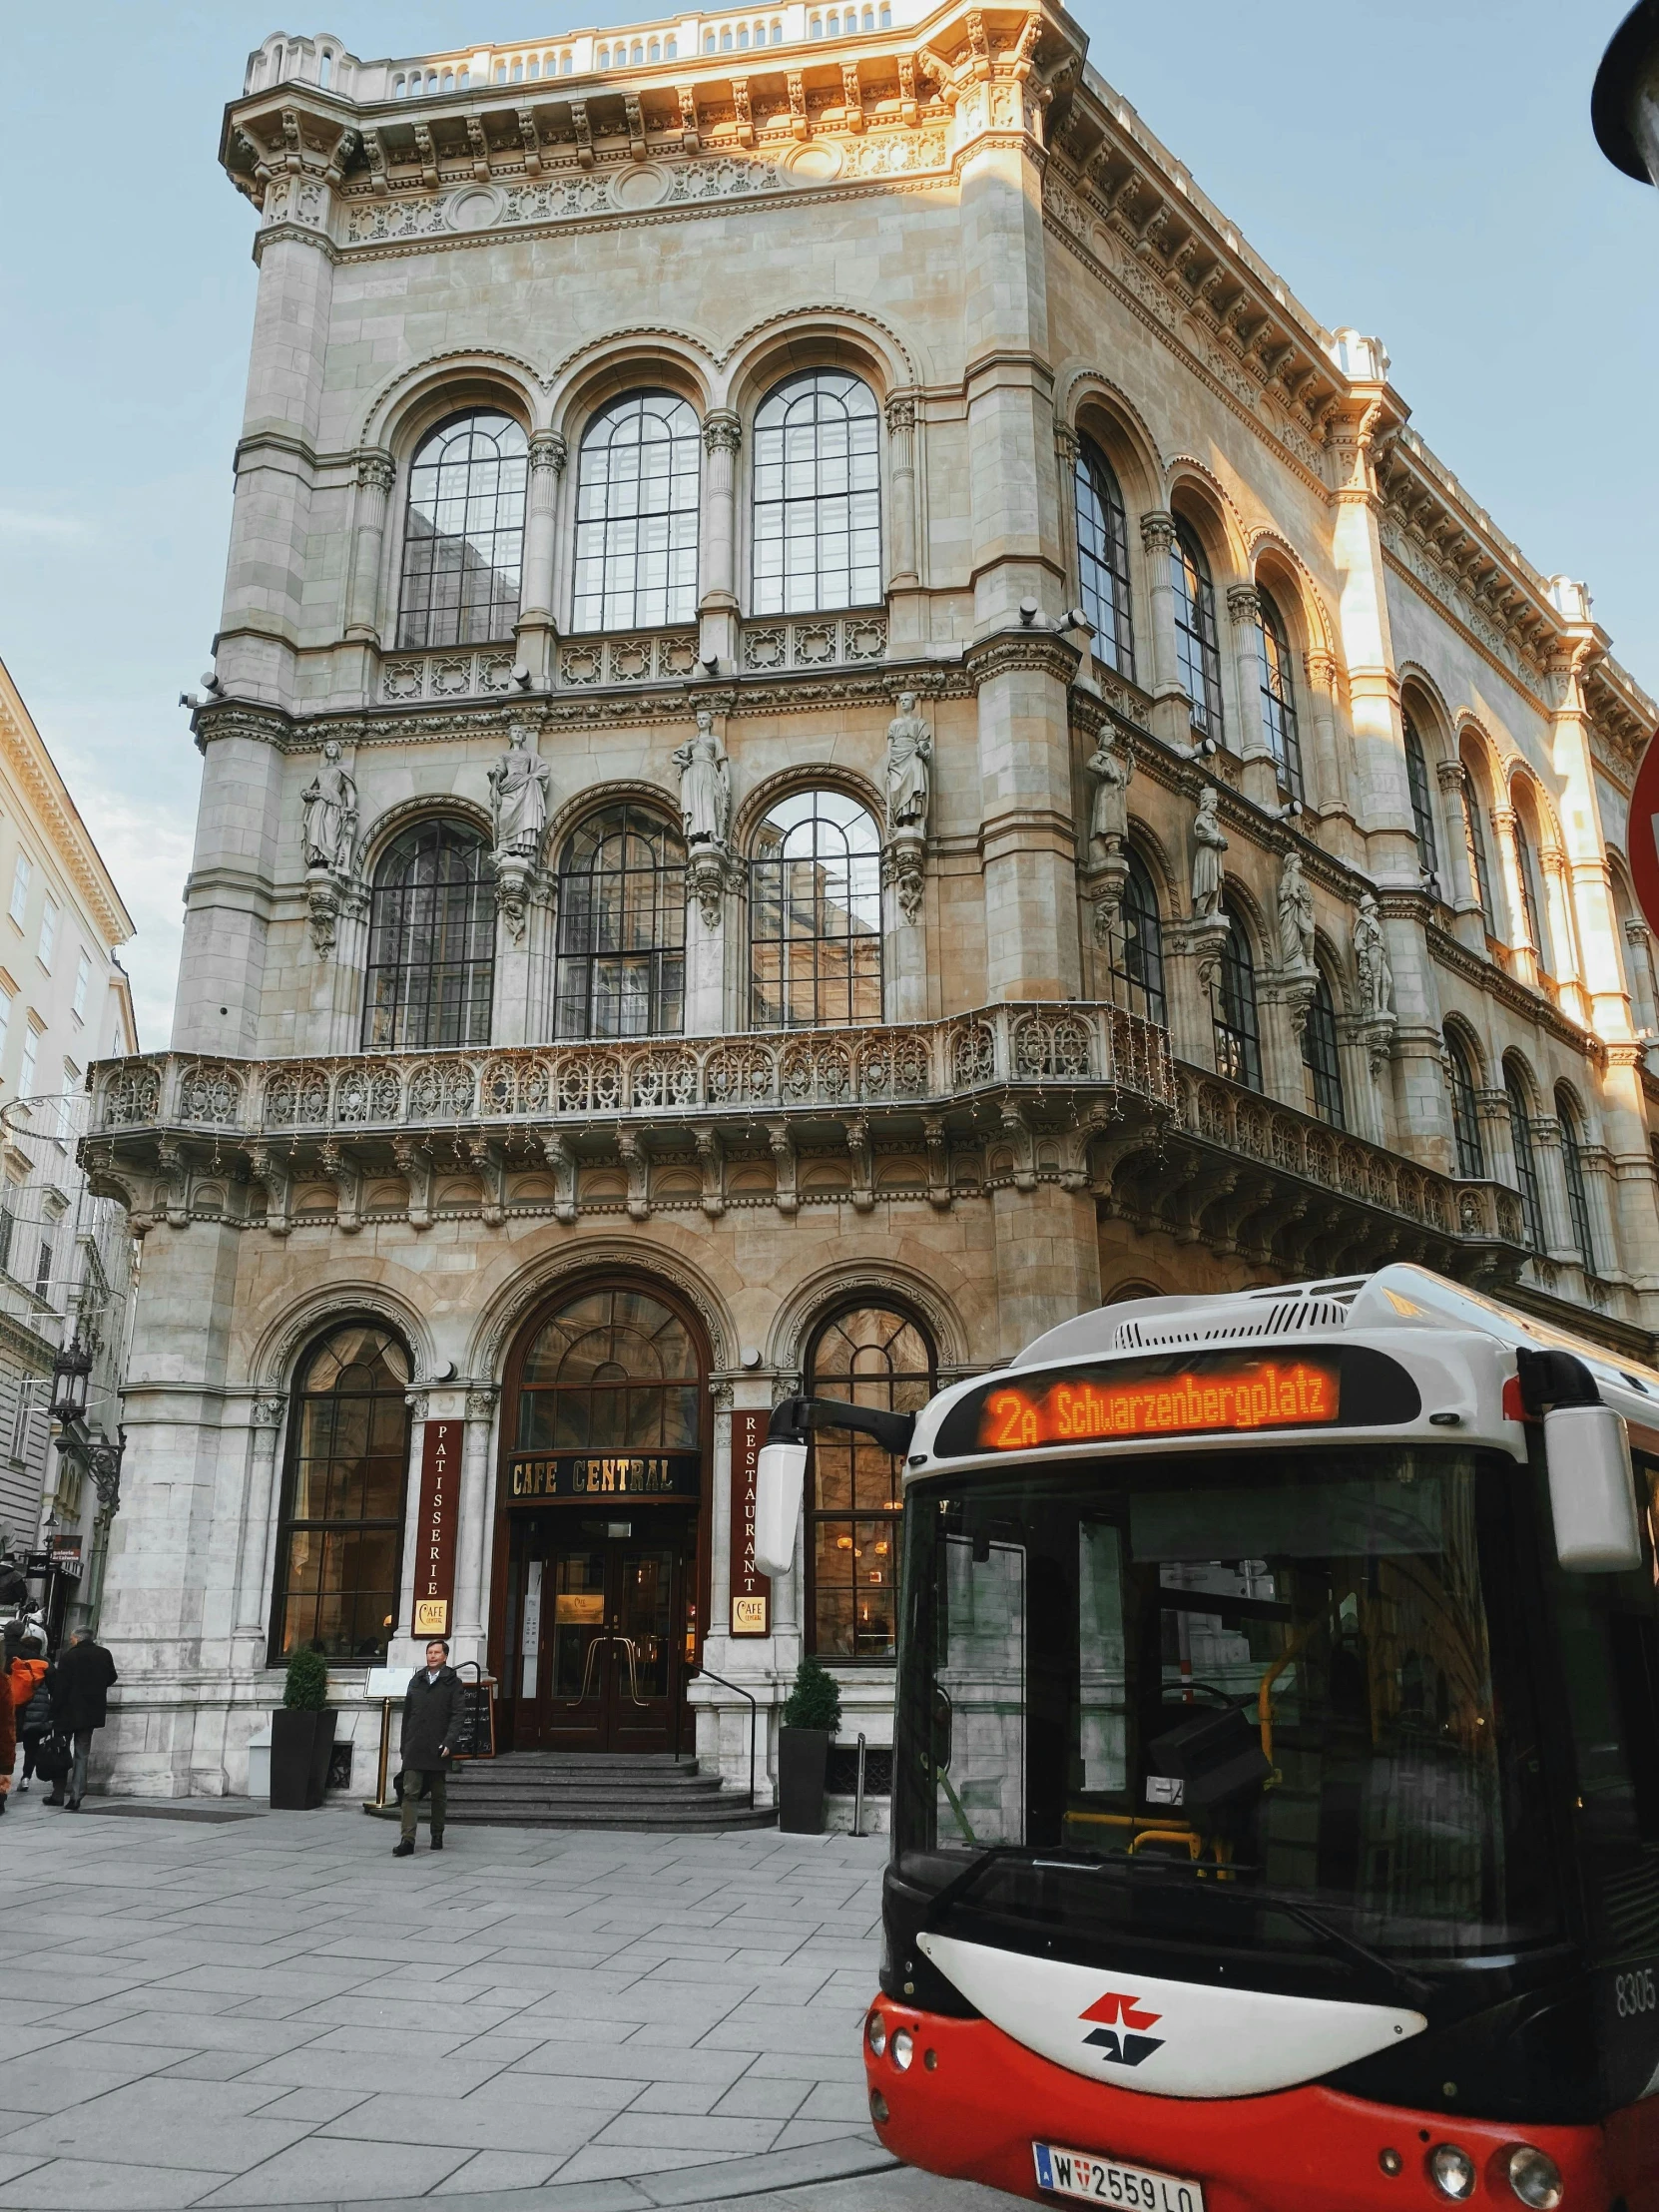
[
  {"xmin": 865, "ymin": 2011, "xmax": 886, "ymax": 2058},
  {"xmin": 891, "ymin": 2028, "xmax": 914, "ymax": 2070},
  {"xmin": 1428, "ymin": 2146, "xmax": 1478, "ymax": 2201},
  {"xmin": 1506, "ymin": 2146, "xmax": 1564, "ymax": 2209}
]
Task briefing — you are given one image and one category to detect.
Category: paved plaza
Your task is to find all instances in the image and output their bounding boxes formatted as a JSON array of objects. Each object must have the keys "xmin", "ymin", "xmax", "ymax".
[{"xmin": 0, "ymin": 1792, "xmax": 1024, "ymax": 2212}]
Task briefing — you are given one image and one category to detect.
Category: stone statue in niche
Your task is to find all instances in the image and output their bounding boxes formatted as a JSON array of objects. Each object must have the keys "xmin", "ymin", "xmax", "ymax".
[
  {"xmin": 1190, "ymin": 785, "xmax": 1227, "ymax": 919},
  {"xmin": 1085, "ymin": 732, "xmax": 1133, "ymax": 855},
  {"xmin": 1355, "ymin": 890, "xmax": 1393, "ymax": 1018},
  {"xmin": 1278, "ymin": 848, "xmax": 1315, "ymax": 971},
  {"xmin": 300, "ymin": 741, "xmax": 357, "ymax": 875},
  {"xmin": 883, "ymin": 693, "xmax": 933, "ymax": 836},
  {"xmin": 673, "ymin": 711, "xmax": 733, "ymax": 848},
  {"xmin": 488, "ymin": 725, "xmax": 552, "ymax": 860}
]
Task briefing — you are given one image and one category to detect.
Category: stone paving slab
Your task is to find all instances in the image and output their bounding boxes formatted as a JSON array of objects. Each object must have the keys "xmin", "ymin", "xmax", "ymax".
[{"xmin": 0, "ymin": 1792, "xmax": 926, "ymax": 2211}]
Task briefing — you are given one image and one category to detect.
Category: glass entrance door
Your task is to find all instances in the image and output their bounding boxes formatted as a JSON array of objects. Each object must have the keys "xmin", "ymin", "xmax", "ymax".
[{"xmin": 507, "ymin": 1514, "xmax": 693, "ymax": 1752}]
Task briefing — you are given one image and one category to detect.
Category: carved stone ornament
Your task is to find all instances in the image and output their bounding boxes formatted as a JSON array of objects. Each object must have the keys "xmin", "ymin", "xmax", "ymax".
[
  {"xmin": 884, "ymin": 692, "xmax": 933, "ymax": 836},
  {"xmin": 1190, "ymin": 785, "xmax": 1227, "ymax": 920},
  {"xmin": 1354, "ymin": 889, "xmax": 1393, "ymax": 1021},
  {"xmin": 528, "ymin": 430, "xmax": 568, "ymax": 476},
  {"xmin": 305, "ymin": 868, "xmax": 366, "ymax": 962},
  {"xmin": 673, "ymin": 710, "xmax": 733, "ymax": 847},
  {"xmin": 301, "ymin": 740, "xmax": 357, "ymax": 874},
  {"xmin": 465, "ymin": 1386, "xmax": 500, "ymax": 1421},
  {"xmin": 489, "ymin": 723, "xmax": 551, "ymax": 861},
  {"xmin": 687, "ymin": 844, "xmax": 740, "ymax": 930},
  {"xmin": 1090, "ymin": 846, "xmax": 1131, "ymax": 947},
  {"xmin": 1085, "ymin": 731, "xmax": 1133, "ymax": 855},
  {"xmin": 493, "ymin": 855, "xmax": 554, "ymax": 945},
  {"xmin": 882, "ymin": 833, "xmax": 926, "ymax": 926}
]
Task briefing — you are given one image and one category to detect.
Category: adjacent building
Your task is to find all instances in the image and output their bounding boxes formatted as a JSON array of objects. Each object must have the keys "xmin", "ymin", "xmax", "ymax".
[
  {"xmin": 0, "ymin": 657, "xmax": 138, "ymax": 1631},
  {"xmin": 84, "ymin": 3, "xmax": 1659, "ymax": 1808}
]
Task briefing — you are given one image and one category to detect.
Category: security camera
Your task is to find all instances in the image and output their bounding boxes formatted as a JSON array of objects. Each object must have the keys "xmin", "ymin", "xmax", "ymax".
[
  {"xmin": 700, "ymin": 653, "xmax": 721, "ymax": 676},
  {"xmin": 510, "ymin": 664, "xmax": 533, "ymax": 690},
  {"xmin": 1018, "ymin": 598, "xmax": 1041, "ymax": 627},
  {"xmin": 200, "ymin": 671, "xmax": 224, "ymax": 698},
  {"xmin": 179, "ymin": 692, "xmax": 202, "ymax": 711}
]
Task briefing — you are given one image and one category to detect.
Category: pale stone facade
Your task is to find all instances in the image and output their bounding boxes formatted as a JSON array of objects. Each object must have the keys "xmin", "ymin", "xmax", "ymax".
[{"xmin": 85, "ymin": 4, "xmax": 1659, "ymax": 1804}]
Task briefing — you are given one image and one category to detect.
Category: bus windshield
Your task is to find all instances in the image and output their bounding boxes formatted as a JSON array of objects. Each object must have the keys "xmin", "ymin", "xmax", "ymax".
[{"xmin": 894, "ymin": 1444, "xmax": 1561, "ymax": 1958}]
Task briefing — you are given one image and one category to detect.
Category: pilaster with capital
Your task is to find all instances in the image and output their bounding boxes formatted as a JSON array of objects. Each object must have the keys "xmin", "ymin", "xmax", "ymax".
[
  {"xmin": 1226, "ymin": 583, "xmax": 1278, "ymax": 808},
  {"xmin": 452, "ymin": 1386, "xmax": 499, "ymax": 1665},
  {"xmin": 516, "ymin": 431, "xmax": 566, "ymax": 686},
  {"xmin": 699, "ymin": 411, "xmax": 742, "ymax": 668},
  {"xmin": 1489, "ymin": 809, "xmax": 1536, "ymax": 986},
  {"xmin": 1138, "ymin": 511, "xmax": 1193, "ymax": 748},
  {"xmin": 344, "ymin": 451, "xmax": 395, "ymax": 644},
  {"xmin": 231, "ymin": 1395, "xmax": 288, "ymax": 1663}
]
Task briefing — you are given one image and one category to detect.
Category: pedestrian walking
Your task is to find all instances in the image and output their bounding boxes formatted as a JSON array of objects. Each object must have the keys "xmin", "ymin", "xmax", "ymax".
[
  {"xmin": 0, "ymin": 1651, "xmax": 14, "ymax": 1819},
  {"xmin": 51, "ymin": 1624, "xmax": 118, "ymax": 1811},
  {"xmin": 7, "ymin": 1632, "xmax": 48, "ymax": 1793},
  {"xmin": 393, "ymin": 1637, "xmax": 459, "ymax": 1857}
]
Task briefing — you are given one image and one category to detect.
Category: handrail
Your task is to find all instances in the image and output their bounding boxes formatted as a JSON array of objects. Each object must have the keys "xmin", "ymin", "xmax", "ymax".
[{"xmin": 687, "ymin": 1662, "xmax": 760, "ymax": 1810}]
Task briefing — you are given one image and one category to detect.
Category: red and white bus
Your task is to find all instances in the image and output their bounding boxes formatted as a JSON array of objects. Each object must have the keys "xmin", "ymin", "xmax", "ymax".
[{"xmin": 759, "ymin": 1266, "xmax": 1659, "ymax": 2212}]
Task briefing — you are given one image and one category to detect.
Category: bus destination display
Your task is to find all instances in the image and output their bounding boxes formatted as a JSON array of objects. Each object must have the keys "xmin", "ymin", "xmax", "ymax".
[{"xmin": 931, "ymin": 1345, "xmax": 1420, "ymax": 1460}]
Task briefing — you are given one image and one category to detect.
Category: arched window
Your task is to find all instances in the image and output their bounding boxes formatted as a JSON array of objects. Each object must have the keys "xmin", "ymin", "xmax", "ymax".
[
  {"xmin": 1513, "ymin": 807, "xmax": 1549, "ymax": 969},
  {"xmin": 396, "ymin": 411, "xmax": 528, "ymax": 650},
  {"xmin": 555, "ymin": 805, "xmax": 687, "ymax": 1039},
  {"xmin": 1461, "ymin": 763, "xmax": 1498, "ymax": 938},
  {"xmin": 362, "ymin": 821, "xmax": 495, "ymax": 1051},
  {"xmin": 271, "ymin": 1324, "xmax": 411, "ymax": 1663},
  {"xmin": 572, "ymin": 391, "xmax": 701, "ymax": 633},
  {"xmin": 1213, "ymin": 896, "xmax": 1261, "ymax": 1090},
  {"xmin": 1171, "ymin": 519, "xmax": 1225, "ymax": 742},
  {"xmin": 1073, "ymin": 436, "xmax": 1135, "ymax": 681},
  {"xmin": 806, "ymin": 1304, "xmax": 934, "ymax": 1660},
  {"xmin": 515, "ymin": 1288, "xmax": 701, "ymax": 1454},
  {"xmin": 1504, "ymin": 1061, "xmax": 1544, "ymax": 1251},
  {"xmin": 1403, "ymin": 712, "xmax": 1439, "ymax": 883},
  {"xmin": 1108, "ymin": 849, "xmax": 1164, "ymax": 1024},
  {"xmin": 1556, "ymin": 1088, "xmax": 1598, "ymax": 1274},
  {"xmin": 1255, "ymin": 587, "xmax": 1304, "ymax": 802},
  {"xmin": 1445, "ymin": 1028, "xmax": 1484, "ymax": 1179},
  {"xmin": 751, "ymin": 791, "xmax": 882, "ymax": 1028},
  {"xmin": 752, "ymin": 370, "xmax": 881, "ymax": 616},
  {"xmin": 1302, "ymin": 971, "xmax": 1345, "ymax": 1128}
]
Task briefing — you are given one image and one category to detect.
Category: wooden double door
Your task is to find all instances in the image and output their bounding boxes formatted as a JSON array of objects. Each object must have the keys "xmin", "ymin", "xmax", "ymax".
[{"xmin": 507, "ymin": 1510, "xmax": 696, "ymax": 1754}]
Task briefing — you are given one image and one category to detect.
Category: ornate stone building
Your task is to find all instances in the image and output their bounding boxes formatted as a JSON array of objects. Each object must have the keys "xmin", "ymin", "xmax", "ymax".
[{"xmin": 86, "ymin": 3, "xmax": 1659, "ymax": 1804}]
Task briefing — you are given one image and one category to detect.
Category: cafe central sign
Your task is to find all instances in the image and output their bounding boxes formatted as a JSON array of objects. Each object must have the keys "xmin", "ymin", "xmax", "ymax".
[{"xmin": 508, "ymin": 1452, "xmax": 700, "ymax": 1502}]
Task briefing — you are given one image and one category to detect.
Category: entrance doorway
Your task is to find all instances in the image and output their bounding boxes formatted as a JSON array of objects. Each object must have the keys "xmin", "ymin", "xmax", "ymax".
[
  {"xmin": 505, "ymin": 1511, "xmax": 696, "ymax": 1753},
  {"xmin": 493, "ymin": 1283, "xmax": 710, "ymax": 1755}
]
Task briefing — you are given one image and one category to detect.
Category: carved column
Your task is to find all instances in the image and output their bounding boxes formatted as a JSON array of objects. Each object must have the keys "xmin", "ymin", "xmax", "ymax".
[
  {"xmin": 1541, "ymin": 843, "xmax": 1586, "ymax": 1024},
  {"xmin": 344, "ymin": 452, "xmax": 394, "ymax": 645},
  {"xmin": 885, "ymin": 393, "xmax": 923, "ymax": 647},
  {"xmin": 1489, "ymin": 808, "xmax": 1534, "ymax": 984},
  {"xmin": 1434, "ymin": 759, "xmax": 1480, "ymax": 938},
  {"xmin": 452, "ymin": 1386, "xmax": 498, "ymax": 1670},
  {"xmin": 1052, "ymin": 424, "xmax": 1081, "ymax": 612},
  {"xmin": 231, "ymin": 1395, "xmax": 288, "ymax": 1664},
  {"xmin": 1139, "ymin": 512, "xmax": 1191, "ymax": 748},
  {"xmin": 1226, "ymin": 583, "xmax": 1278, "ymax": 808},
  {"xmin": 1625, "ymin": 918, "xmax": 1658, "ymax": 1037},
  {"xmin": 882, "ymin": 837, "xmax": 928, "ymax": 1023},
  {"xmin": 684, "ymin": 848, "xmax": 733, "ymax": 1036},
  {"xmin": 1303, "ymin": 649, "xmax": 1343, "ymax": 825},
  {"xmin": 699, "ymin": 411, "xmax": 741, "ymax": 671},
  {"xmin": 514, "ymin": 430, "xmax": 566, "ymax": 688}
]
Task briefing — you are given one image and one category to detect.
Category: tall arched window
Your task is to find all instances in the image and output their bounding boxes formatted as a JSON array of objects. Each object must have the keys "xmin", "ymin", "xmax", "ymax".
[
  {"xmin": 751, "ymin": 791, "xmax": 882, "ymax": 1028},
  {"xmin": 1302, "ymin": 971, "xmax": 1345, "ymax": 1128},
  {"xmin": 806, "ymin": 1304, "xmax": 934, "ymax": 1661},
  {"xmin": 1461, "ymin": 763, "xmax": 1498, "ymax": 938},
  {"xmin": 271, "ymin": 1324, "xmax": 411, "ymax": 1663},
  {"xmin": 1504, "ymin": 1061, "xmax": 1545, "ymax": 1251},
  {"xmin": 572, "ymin": 391, "xmax": 701, "ymax": 632},
  {"xmin": 1073, "ymin": 437, "xmax": 1135, "ymax": 681},
  {"xmin": 1255, "ymin": 587, "xmax": 1304, "ymax": 802},
  {"xmin": 396, "ymin": 411, "xmax": 528, "ymax": 649},
  {"xmin": 1513, "ymin": 806, "xmax": 1549, "ymax": 969},
  {"xmin": 1556, "ymin": 1088, "xmax": 1598, "ymax": 1274},
  {"xmin": 752, "ymin": 371, "xmax": 881, "ymax": 615},
  {"xmin": 1171, "ymin": 520, "xmax": 1225, "ymax": 742},
  {"xmin": 554, "ymin": 805, "xmax": 687, "ymax": 1039},
  {"xmin": 1108, "ymin": 848, "xmax": 1165, "ymax": 1024},
  {"xmin": 515, "ymin": 1287, "xmax": 701, "ymax": 1453},
  {"xmin": 1213, "ymin": 896, "xmax": 1261, "ymax": 1090},
  {"xmin": 1445, "ymin": 1028, "xmax": 1484, "ymax": 1178},
  {"xmin": 1403, "ymin": 712, "xmax": 1439, "ymax": 884},
  {"xmin": 363, "ymin": 821, "xmax": 495, "ymax": 1050}
]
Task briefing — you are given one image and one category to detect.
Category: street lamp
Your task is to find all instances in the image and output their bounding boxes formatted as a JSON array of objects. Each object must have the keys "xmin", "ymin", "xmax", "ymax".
[
  {"xmin": 1594, "ymin": 2, "xmax": 1659, "ymax": 185},
  {"xmin": 49, "ymin": 1335, "xmax": 92, "ymax": 1425}
]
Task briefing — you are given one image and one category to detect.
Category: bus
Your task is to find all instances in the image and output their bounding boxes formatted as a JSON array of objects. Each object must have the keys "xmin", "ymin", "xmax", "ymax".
[{"xmin": 756, "ymin": 1266, "xmax": 1659, "ymax": 2212}]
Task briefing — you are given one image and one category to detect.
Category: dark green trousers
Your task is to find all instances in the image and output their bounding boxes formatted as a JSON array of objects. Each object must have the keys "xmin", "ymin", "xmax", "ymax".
[{"xmin": 399, "ymin": 1767, "xmax": 446, "ymax": 1841}]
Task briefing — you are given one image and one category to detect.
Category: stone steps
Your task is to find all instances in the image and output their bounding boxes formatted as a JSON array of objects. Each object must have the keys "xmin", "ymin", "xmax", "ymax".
[{"xmin": 443, "ymin": 1752, "xmax": 777, "ymax": 1832}]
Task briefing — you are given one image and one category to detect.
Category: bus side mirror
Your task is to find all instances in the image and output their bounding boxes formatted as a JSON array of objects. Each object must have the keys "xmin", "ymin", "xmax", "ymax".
[
  {"xmin": 754, "ymin": 1440, "xmax": 808, "ymax": 1579},
  {"xmin": 1546, "ymin": 1404, "xmax": 1644, "ymax": 1573}
]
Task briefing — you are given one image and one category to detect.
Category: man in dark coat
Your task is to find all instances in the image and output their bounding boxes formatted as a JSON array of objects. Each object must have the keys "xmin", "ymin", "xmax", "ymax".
[
  {"xmin": 395, "ymin": 1637, "xmax": 459, "ymax": 1856},
  {"xmin": 52, "ymin": 1625, "xmax": 118, "ymax": 1811}
]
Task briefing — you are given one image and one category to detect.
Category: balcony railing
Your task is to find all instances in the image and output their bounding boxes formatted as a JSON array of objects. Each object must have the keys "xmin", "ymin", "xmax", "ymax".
[{"xmin": 89, "ymin": 1002, "xmax": 1178, "ymax": 1142}]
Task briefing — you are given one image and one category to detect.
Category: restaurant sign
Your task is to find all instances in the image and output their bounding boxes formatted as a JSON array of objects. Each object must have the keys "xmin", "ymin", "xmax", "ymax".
[{"xmin": 729, "ymin": 1411, "xmax": 771, "ymax": 1635}]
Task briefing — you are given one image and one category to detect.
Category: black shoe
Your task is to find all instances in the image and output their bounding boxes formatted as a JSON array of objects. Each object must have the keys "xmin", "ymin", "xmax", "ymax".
[
  {"xmin": 66, "ymin": 1798, "xmax": 81, "ymax": 1812},
  {"xmin": 392, "ymin": 1840, "xmax": 414, "ymax": 1857},
  {"xmin": 44, "ymin": 1793, "xmax": 64, "ymax": 1807},
  {"xmin": 429, "ymin": 1835, "xmax": 443, "ymax": 1851}
]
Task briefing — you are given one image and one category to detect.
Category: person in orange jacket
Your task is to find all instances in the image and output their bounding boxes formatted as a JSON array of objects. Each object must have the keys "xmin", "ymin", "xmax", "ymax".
[
  {"xmin": 8, "ymin": 1641, "xmax": 48, "ymax": 1791},
  {"xmin": 0, "ymin": 1662, "xmax": 14, "ymax": 1817}
]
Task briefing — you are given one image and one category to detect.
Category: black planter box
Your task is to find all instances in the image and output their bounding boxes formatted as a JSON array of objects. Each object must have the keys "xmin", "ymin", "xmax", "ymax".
[
  {"xmin": 778, "ymin": 1726, "xmax": 830, "ymax": 1834},
  {"xmin": 270, "ymin": 1708, "xmax": 337, "ymax": 1810}
]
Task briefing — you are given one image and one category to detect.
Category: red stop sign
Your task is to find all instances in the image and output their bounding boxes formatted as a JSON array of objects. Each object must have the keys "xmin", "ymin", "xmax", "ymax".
[{"xmin": 1629, "ymin": 733, "xmax": 1659, "ymax": 938}]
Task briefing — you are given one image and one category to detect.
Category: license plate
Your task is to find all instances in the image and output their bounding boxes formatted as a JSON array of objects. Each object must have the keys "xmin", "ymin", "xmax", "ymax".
[{"xmin": 1033, "ymin": 2140, "xmax": 1206, "ymax": 2210}]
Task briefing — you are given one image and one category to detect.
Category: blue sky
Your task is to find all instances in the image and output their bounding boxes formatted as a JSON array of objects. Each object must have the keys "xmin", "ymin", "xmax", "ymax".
[{"xmin": 2, "ymin": 1, "xmax": 1652, "ymax": 1046}]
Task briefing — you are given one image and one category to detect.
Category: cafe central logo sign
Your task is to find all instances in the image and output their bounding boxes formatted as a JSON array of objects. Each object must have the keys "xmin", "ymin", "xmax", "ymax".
[{"xmin": 508, "ymin": 1452, "xmax": 699, "ymax": 1501}]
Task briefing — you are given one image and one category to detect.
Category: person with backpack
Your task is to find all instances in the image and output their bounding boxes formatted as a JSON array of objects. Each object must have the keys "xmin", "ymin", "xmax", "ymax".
[{"xmin": 7, "ymin": 1634, "xmax": 48, "ymax": 1792}]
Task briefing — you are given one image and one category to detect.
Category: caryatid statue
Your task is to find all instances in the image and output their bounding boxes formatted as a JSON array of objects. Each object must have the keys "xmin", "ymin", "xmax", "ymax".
[
  {"xmin": 1190, "ymin": 785, "xmax": 1227, "ymax": 919},
  {"xmin": 1278, "ymin": 848, "xmax": 1316, "ymax": 971},
  {"xmin": 1085, "ymin": 732, "xmax": 1133, "ymax": 854},
  {"xmin": 1355, "ymin": 890, "xmax": 1393, "ymax": 1018},
  {"xmin": 488, "ymin": 725, "xmax": 552, "ymax": 860},
  {"xmin": 672, "ymin": 710, "xmax": 733, "ymax": 847},
  {"xmin": 884, "ymin": 693, "xmax": 933, "ymax": 837},
  {"xmin": 300, "ymin": 740, "xmax": 357, "ymax": 875}
]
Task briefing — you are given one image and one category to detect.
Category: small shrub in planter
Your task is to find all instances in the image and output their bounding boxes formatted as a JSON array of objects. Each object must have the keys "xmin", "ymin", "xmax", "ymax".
[
  {"xmin": 778, "ymin": 1657, "xmax": 840, "ymax": 1834},
  {"xmin": 270, "ymin": 1650, "xmax": 337, "ymax": 1810}
]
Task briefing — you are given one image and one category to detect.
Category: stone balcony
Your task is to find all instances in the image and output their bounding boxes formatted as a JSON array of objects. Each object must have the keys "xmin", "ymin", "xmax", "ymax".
[{"xmin": 81, "ymin": 1003, "xmax": 1525, "ymax": 1280}]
